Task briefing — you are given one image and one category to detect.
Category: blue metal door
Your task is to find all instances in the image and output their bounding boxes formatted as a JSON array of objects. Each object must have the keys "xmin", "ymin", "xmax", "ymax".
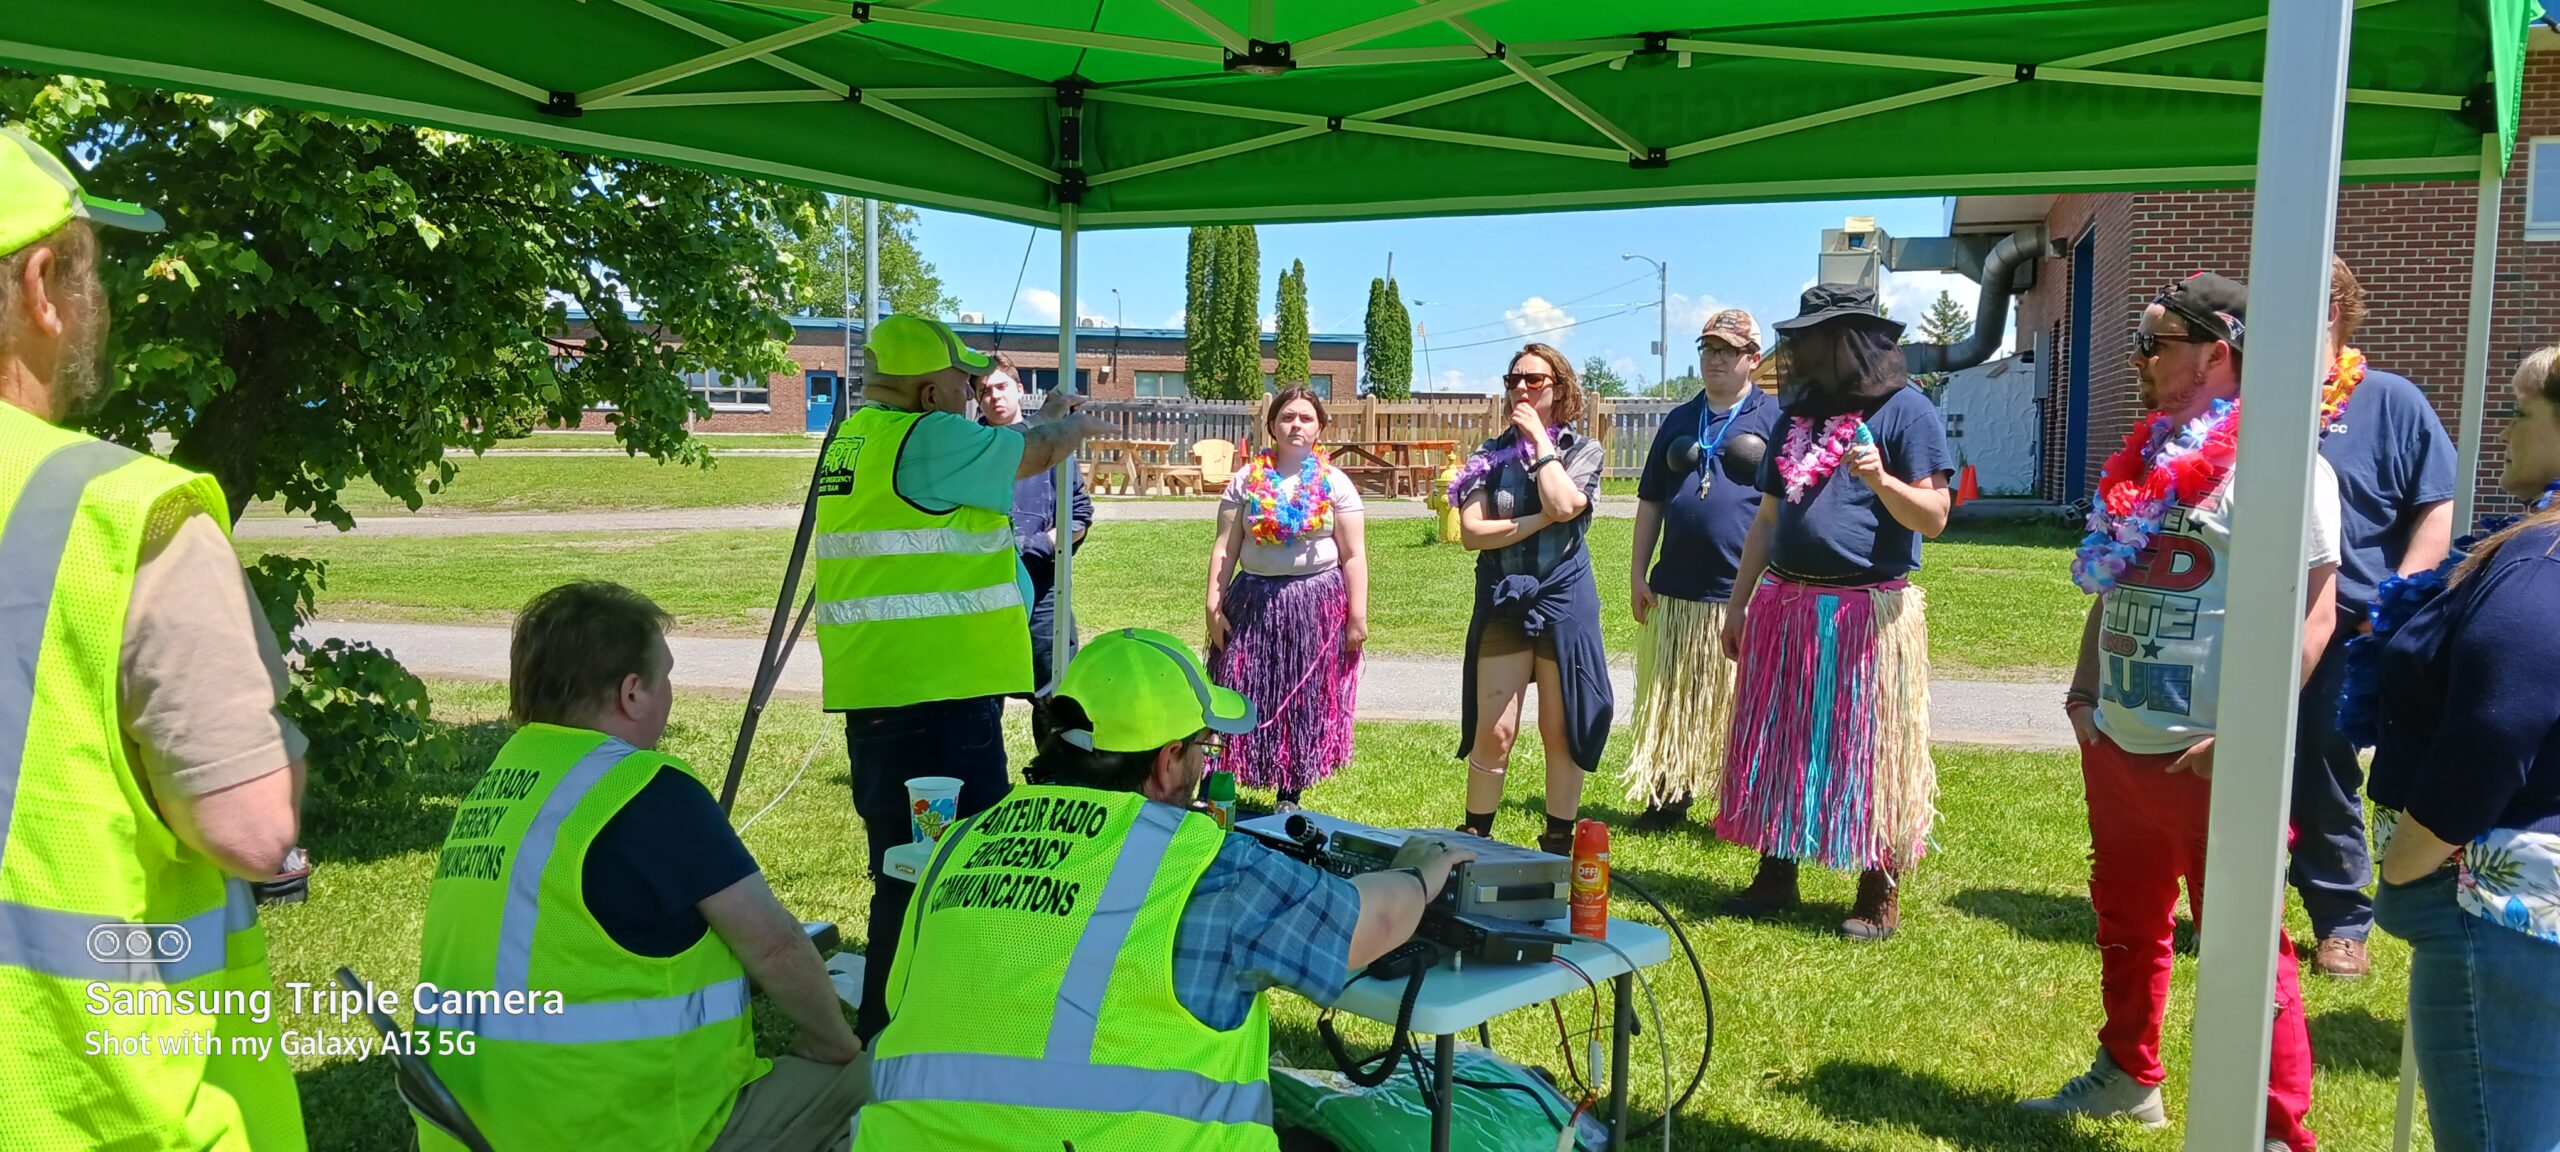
[
  {"xmin": 2064, "ymin": 229, "xmax": 2095, "ymax": 500},
  {"xmin": 807, "ymin": 370, "xmax": 838, "ymax": 432}
]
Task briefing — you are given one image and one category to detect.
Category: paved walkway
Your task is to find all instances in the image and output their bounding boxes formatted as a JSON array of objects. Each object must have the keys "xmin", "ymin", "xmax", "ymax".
[{"xmin": 305, "ymin": 619, "xmax": 2072, "ymax": 748}]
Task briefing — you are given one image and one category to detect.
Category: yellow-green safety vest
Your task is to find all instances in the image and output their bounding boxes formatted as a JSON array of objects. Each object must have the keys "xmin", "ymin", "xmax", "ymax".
[
  {"xmin": 814, "ymin": 404, "xmax": 1030, "ymax": 711},
  {"xmin": 0, "ymin": 402, "xmax": 305, "ymax": 1152},
  {"xmin": 854, "ymin": 785, "xmax": 1275, "ymax": 1152},
  {"xmin": 415, "ymin": 724, "xmax": 768, "ymax": 1151}
]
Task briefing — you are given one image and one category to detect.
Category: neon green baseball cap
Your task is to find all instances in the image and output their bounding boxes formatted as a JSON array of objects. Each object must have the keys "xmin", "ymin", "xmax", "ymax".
[
  {"xmin": 1055, "ymin": 628, "xmax": 1255, "ymax": 753},
  {"xmin": 0, "ymin": 126, "xmax": 163, "ymax": 257},
  {"xmin": 866, "ymin": 313, "xmax": 993, "ymax": 378}
]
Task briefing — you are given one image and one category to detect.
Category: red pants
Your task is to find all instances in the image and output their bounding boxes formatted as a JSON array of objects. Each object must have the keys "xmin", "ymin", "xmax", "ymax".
[{"xmin": 2082, "ymin": 734, "xmax": 2316, "ymax": 1152}]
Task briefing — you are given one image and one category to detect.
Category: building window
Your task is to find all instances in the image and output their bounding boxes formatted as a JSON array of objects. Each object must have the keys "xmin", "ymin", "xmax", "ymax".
[
  {"xmin": 1134, "ymin": 371, "xmax": 1188, "ymax": 398},
  {"xmin": 682, "ymin": 368, "xmax": 771, "ymax": 410},
  {"xmin": 2530, "ymin": 137, "xmax": 2560, "ymax": 242},
  {"xmin": 1026, "ymin": 368, "xmax": 1093, "ymax": 393},
  {"xmin": 1259, "ymin": 373, "xmax": 1334, "ymax": 399}
]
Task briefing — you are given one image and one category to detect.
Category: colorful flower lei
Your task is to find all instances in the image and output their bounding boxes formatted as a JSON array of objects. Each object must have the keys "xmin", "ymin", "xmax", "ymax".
[
  {"xmin": 1241, "ymin": 449, "xmax": 1334, "ymax": 545},
  {"xmin": 1775, "ymin": 415, "xmax": 1864, "ymax": 503},
  {"xmin": 2320, "ymin": 346, "xmax": 2367, "ymax": 436},
  {"xmin": 2070, "ymin": 398, "xmax": 2241, "ymax": 594},
  {"xmin": 1445, "ymin": 426, "xmax": 1564, "ymax": 505}
]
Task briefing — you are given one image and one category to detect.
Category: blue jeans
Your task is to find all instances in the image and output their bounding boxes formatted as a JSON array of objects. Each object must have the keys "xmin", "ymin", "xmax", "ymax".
[
  {"xmin": 2290, "ymin": 612, "xmax": 2372, "ymax": 941},
  {"xmin": 2374, "ymin": 867, "xmax": 2560, "ymax": 1152},
  {"xmin": 844, "ymin": 696, "xmax": 1011, "ymax": 1040}
]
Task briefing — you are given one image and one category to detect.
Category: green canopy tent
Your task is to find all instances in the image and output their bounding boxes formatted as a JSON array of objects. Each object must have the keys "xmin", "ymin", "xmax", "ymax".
[{"xmin": 2, "ymin": 3, "xmax": 2530, "ymax": 1148}]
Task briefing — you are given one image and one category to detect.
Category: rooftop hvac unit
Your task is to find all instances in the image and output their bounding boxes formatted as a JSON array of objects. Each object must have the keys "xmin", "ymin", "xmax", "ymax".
[
  {"xmin": 1818, "ymin": 215, "xmax": 1887, "ymax": 292},
  {"xmin": 1077, "ymin": 317, "xmax": 1104, "ymax": 328},
  {"xmin": 957, "ymin": 311, "xmax": 987, "ymax": 324}
]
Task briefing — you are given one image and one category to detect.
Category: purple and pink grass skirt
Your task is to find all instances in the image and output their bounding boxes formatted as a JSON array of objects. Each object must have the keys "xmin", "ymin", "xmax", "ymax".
[
  {"xmin": 1714, "ymin": 575, "xmax": 1937, "ymax": 872},
  {"xmin": 1208, "ymin": 568, "xmax": 1361, "ymax": 793}
]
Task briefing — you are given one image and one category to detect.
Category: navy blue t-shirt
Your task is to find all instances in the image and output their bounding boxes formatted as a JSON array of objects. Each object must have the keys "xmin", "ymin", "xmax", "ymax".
[
  {"xmin": 1637, "ymin": 388, "xmax": 1779, "ymax": 601},
  {"xmin": 582, "ymin": 767, "xmax": 761, "ymax": 958},
  {"xmin": 1754, "ymin": 386, "xmax": 1955, "ymax": 585},
  {"xmin": 2317, "ymin": 367, "xmax": 2457, "ymax": 605}
]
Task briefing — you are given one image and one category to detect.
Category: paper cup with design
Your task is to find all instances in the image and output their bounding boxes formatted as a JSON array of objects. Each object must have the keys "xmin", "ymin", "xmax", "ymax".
[{"xmin": 905, "ymin": 776, "xmax": 963, "ymax": 844}]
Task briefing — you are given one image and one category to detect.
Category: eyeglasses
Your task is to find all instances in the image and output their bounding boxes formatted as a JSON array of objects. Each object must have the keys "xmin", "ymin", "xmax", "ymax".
[
  {"xmin": 2132, "ymin": 329, "xmax": 2219, "ymax": 358},
  {"xmin": 1696, "ymin": 342, "xmax": 1756, "ymax": 358},
  {"xmin": 1185, "ymin": 733, "xmax": 1226, "ymax": 757},
  {"xmin": 1503, "ymin": 372, "xmax": 1555, "ymax": 390}
]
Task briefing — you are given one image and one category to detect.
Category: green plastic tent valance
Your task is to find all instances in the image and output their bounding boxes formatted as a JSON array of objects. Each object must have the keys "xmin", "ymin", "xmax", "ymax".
[{"xmin": 0, "ymin": 0, "xmax": 2529, "ymax": 229}]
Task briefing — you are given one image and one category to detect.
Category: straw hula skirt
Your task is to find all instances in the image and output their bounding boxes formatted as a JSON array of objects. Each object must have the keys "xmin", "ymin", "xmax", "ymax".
[
  {"xmin": 1207, "ymin": 568, "xmax": 1361, "ymax": 793},
  {"xmin": 1624, "ymin": 595, "xmax": 1739, "ymax": 810},
  {"xmin": 1715, "ymin": 576, "xmax": 1936, "ymax": 872}
]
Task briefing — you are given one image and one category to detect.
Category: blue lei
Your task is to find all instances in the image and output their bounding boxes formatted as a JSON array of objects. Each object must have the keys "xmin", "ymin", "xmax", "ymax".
[{"xmin": 2337, "ymin": 479, "xmax": 2560, "ymax": 746}]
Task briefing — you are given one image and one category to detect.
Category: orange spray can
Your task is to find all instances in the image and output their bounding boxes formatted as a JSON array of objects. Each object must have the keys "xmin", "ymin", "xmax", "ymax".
[{"xmin": 1568, "ymin": 819, "xmax": 1610, "ymax": 940}]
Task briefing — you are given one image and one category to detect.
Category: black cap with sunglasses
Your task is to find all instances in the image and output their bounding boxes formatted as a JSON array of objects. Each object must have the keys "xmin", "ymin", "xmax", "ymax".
[{"xmin": 2141, "ymin": 272, "xmax": 2248, "ymax": 357}]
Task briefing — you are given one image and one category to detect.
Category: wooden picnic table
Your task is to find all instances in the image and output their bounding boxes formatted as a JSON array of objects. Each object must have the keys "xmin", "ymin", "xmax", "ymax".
[
  {"xmin": 1328, "ymin": 440, "xmax": 1460, "ymax": 498},
  {"xmin": 1085, "ymin": 437, "xmax": 1185, "ymax": 495}
]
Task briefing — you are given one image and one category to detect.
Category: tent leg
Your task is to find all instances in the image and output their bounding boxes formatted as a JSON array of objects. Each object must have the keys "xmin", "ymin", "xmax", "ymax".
[
  {"xmin": 2187, "ymin": 2, "xmax": 2353, "ymax": 1150},
  {"xmin": 1051, "ymin": 205, "xmax": 1079, "ymax": 696},
  {"xmin": 2455, "ymin": 135, "xmax": 2505, "ymax": 528},
  {"xmin": 2392, "ymin": 1011, "xmax": 2421, "ymax": 1152}
]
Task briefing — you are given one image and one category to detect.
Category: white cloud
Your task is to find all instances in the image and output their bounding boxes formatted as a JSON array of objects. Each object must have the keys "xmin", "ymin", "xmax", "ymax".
[
  {"xmin": 1661, "ymin": 291, "xmax": 1731, "ymax": 349},
  {"xmin": 1432, "ymin": 369, "xmax": 1501, "ymax": 395},
  {"xmin": 1882, "ymin": 270, "xmax": 2014, "ymax": 354},
  {"xmin": 1505, "ymin": 296, "xmax": 1575, "ymax": 345},
  {"xmin": 1165, "ymin": 309, "xmax": 1188, "ymax": 328},
  {"xmin": 1015, "ymin": 287, "xmax": 1110, "ymax": 327}
]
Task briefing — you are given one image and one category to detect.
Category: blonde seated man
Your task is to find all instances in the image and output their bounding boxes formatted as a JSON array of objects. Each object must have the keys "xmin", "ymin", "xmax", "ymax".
[{"xmin": 414, "ymin": 581, "xmax": 863, "ymax": 1151}]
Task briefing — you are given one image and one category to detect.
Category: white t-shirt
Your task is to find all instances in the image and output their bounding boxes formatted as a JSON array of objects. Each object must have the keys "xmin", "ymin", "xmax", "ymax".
[
  {"xmin": 2094, "ymin": 456, "xmax": 2344, "ymax": 755},
  {"xmin": 1220, "ymin": 461, "xmax": 1364, "ymax": 577}
]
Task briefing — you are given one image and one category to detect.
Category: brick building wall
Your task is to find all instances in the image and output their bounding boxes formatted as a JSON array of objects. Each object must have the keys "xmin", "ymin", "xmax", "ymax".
[{"xmin": 2017, "ymin": 47, "xmax": 2560, "ymax": 516}]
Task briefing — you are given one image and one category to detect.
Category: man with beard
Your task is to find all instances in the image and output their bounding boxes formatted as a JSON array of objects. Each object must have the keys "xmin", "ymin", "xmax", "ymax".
[
  {"xmin": 0, "ymin": 127, "xmax": 307, "ymax": 1149},
  {"xmin": 2024, "ymin": 273, "xmax": 2338, "ymax": 1152},
  {"xmin": 1624, "ymin": 308, "xmax": 1779, "ymax": 831},
  {"xmin": 1714, "ymin": 284, "xmax": 1952, "ymax": 941}
]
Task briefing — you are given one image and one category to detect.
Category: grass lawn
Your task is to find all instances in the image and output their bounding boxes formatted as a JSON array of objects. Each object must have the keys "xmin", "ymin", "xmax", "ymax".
[
  {"xmin": 245, "ymin": 455, "xmax": 820, "ymax": 518},
  {"xmin": 495, "ymin": 432, "xmax": 820, "ymax": 452},
  {"xmin": 247, "ymin": 520, "xmax": 2088, "ymax": 679},
  {"xmin": 267, "ymin": 682, "xmax": 2421, "ymax": 1152}
]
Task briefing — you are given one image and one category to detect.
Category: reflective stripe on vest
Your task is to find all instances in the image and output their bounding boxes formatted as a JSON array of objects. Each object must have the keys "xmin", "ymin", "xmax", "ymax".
[
  {"xmin": 0, "ymin": 438, "xmax": 259, "ymax": 984},
  {"xmin": 815, "ymin": 524, "xmax": 1014, "ymax": 560},
  {"xmin": 418, "ymin": 978, "xmax": 750, "ymax": 1044},
  {"xmin": 815, "ymin": 581, "xmax": 1024, "ymax": 627},
  {"xmin": 870, "ymin": 802, "xmax": 1272, "ymax": 1127}
]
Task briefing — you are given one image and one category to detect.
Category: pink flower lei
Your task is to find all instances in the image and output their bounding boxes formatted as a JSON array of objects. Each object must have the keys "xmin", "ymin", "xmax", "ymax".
[{"xmin": 1776, "ymin": 415, "xmax": 1864, "ymax": 502}]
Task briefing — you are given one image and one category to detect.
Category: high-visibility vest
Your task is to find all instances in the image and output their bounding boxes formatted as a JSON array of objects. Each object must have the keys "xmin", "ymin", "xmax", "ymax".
[
  {"xmin": 854, "ymin": 785, "xmax": 1275, "ymax": 1152},
  {"xmin": 0, "ymin": 402, "xmax": 305, "ymax": 1152},
  {"xmin": 814, "ymin": 404, "xmax": 1030, "ymax": 711},
  {"xmin": 415, "ymin": 724, "xmax": 768, "ymax": 1152}
]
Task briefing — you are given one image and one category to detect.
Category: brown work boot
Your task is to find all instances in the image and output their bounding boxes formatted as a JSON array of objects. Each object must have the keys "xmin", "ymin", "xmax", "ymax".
[
  {"xmin": 1720, "ymin": 855, "xmax": 1800, "ymax": 918},
  {"xmin": 1840, "ymin": 869, "xmax": 1900, "ymax": 941},
  {"xmin": 2313, "ymin": 937, "xmax": 2370, "ymax": 980}
]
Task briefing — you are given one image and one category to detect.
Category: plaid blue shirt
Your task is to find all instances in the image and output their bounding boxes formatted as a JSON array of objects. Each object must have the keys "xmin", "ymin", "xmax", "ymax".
[{"xmin": 1171, "ymin": 829, "xmax": 1363, "ymax": 1030}]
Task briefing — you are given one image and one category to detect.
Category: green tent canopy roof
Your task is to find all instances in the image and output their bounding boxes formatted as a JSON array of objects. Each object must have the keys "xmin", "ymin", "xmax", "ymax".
[{"xmin": 0, "ymin": 0, "xmax": 2528, "ymax": 228}]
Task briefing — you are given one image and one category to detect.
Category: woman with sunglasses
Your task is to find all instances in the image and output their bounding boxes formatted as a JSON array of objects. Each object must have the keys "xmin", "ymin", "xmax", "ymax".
[{"xmin": 1448, "ymin": 343, "xmax": 1612, "ymax": 857}]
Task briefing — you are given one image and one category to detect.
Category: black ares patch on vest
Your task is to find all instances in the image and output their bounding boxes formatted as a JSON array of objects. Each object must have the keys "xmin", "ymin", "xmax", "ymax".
[{"xmin": 816, "ymin": 435, "xmax": 864, "ymax": 498}]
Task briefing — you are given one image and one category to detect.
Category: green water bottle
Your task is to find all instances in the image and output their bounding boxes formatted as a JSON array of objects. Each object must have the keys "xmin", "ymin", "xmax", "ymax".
[{"xmin": 1204, "ymin": 771, "xmax": 1238, "ymax": 830}]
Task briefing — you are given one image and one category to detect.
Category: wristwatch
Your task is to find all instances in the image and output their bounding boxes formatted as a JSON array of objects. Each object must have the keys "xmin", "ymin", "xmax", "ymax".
[
  {"xmin": 1529, "ymin": 453, "xmax": 1559, "ymax": 472},
  {"xmin": 1390, "ymin": 865, "xmax": 1430, "ymax": 900}
]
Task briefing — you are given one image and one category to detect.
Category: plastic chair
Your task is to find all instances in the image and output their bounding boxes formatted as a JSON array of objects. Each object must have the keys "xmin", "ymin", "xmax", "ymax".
[
  {"xmin": 1193, "ymin": 439, "xmax": 1238, "ymax": 491},
  {"xmin": 335, "ymin": 966, "xmax": 497, "ymax": 1152}
]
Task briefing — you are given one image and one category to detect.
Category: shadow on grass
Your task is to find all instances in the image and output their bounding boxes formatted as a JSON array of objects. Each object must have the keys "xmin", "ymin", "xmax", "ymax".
[
  {"xmin": 1785, "ymin": 1060, "xmax": 2121, "ymax": 1151},
  {"xmin": 2309, "ymin": 1007, "xmax": 2405, "ymax": 1076},
  {"xmin": 295, "ymin": 1054, "xmax": 408, "ymax": 1152},
  {"xmin": 1946, "ymin": 886, "xmax": 2199, "ymax": 956},
  {"xmin": 305, "ymin": 718, "xmax": 510, "ymax": 866}
]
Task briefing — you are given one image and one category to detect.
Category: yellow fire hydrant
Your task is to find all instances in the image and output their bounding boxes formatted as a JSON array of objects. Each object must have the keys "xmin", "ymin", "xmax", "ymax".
[{"xmin": 1423, "ymin": 462, "xmax": 1462, "ymax": 543}]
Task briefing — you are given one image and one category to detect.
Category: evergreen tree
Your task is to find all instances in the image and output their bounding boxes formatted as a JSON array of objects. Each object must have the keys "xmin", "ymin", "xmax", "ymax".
[
  {"xmin": 1214, "ymin": 225, "xmax": 1263, "ymax": 398},
  {"xmin": 1911, "ymin": 289, "xmax": 1975, "ymax": 404},
  {"xmin": 1364, "ymin": 277, "xmax": 1414, "ymax": 399},
  {"xmin": 1184, "ymin": 226, "xmax": 1214, "ymax": 385},
  {"xmin": 1581, "ymin": 356, "xmax": 1632, "ymax": 398},
  {"xmin": 1275, "ymin": 259, "xmax": 1311, "ymax": 387}
]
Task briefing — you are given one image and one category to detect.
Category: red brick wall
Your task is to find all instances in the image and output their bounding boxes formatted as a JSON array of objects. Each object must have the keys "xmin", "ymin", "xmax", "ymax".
[{"xmin": 2019, "ymin": 48, "xmax": 2560, "ymax": 515}]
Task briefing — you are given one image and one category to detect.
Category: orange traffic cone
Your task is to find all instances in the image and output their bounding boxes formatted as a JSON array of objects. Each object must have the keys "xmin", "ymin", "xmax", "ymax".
[{"xmin": 1958, "ymin": 464, "xmax": 1981, "ymax": 504}]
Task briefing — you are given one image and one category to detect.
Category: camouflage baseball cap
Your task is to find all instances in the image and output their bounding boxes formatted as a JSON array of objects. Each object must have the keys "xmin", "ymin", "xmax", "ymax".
[{"xmin": 1698, "ymin": 308, "xmax": 1761, "ymax": 351}]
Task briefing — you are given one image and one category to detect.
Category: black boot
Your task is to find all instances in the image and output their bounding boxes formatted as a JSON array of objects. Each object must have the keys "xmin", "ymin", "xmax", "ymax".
[
  {"xmin": 1630, "ymin": 797, "xmax": 1692, "ymax": 833},
  {"xmin": 1840, "ymin": 869, "xmax": 1901, "ymax": 941},
  {"xmin": 1720, "ymin": 855, "xmax": 1800, "ymax": 918}
]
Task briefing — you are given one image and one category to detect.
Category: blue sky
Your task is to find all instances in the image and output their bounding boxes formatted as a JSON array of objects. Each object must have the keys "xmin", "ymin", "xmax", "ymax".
[{"xmin": 904, "ymin": 196, "xmax": 1997, "ymax": 395}]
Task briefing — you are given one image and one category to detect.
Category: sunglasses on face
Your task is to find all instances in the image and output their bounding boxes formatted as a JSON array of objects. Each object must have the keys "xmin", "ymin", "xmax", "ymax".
[
  {"xmin": 1185, "ymin": 733, "xmax": 1226, "ymax": 757},
  {"xmin": 2132, "ymin": 329, "xmax": 2219, "ymax": 358},
  {"xmin": 1503, "ymin": 372, "xmax": 1555, "ymax": 390}
]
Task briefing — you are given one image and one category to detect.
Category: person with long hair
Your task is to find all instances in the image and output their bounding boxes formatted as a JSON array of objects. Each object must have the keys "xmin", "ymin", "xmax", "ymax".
[
  {"xmin": 2365, "ymin": 345, "xmax": 2560, "ymax": 1151},
  {"xmin": 1450, "ymin": 343, "xmax": 1612, "ymax": 858},
  {"xmin": 1205, "ymin": 387, "xmax": 1368, "ymax": 811}
]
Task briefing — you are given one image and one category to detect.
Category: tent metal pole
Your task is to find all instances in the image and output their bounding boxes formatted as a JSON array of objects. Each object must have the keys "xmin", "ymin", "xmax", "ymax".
[
  {"xmin": 257, "ymin": 0, "xmax": 545, "ymax": 101},
  {"xmin": 2392, "ymin": 1019, "xmax": 2421, "ymax": 1152},
  {"xmin": 1053, "ymin": 207, "xmax": 1079, "ymax": 694},
  {"xmin": 578, "ymin": 15, "xmax": 855, "ymax": 107},
  {"xmin": 864, "ymin": 97, "xmax": 1062, "ymax": 180},
  {"xmin": 2456, "ymin": 134, "xmax": 2505, "ymax": 528},
  {"xmin": 2186, "ymin": 2, "xmax": 2353, "ymax": 1149}
]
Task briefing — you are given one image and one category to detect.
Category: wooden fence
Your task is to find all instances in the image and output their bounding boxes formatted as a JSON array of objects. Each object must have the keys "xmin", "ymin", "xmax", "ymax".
[{"xmin": 1078, "ymin": 395, "xmax": 1685, "ymax": 478}]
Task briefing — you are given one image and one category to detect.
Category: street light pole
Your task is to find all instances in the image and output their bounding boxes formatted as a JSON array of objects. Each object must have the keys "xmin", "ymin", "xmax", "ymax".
[
  {"xmin": 1410, "ymin": 300, "xmax": 1434, "ymax": 395},
  {"xmin": 1622, "ymin": 252, "xmax": 1667, "ymax": 388},
  {"xmin": 1111, "ymin": 287, "xmax": 1123, "ymax": 391}
]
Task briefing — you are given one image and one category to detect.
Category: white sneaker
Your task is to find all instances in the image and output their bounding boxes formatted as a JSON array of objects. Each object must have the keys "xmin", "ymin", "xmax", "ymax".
[{"xmin": 2019, "ymin": 1048, "xmax": 2169, "ymax": 1127}]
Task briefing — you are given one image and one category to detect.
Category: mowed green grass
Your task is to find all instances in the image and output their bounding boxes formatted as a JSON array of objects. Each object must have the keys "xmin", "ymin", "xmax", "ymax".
[
  {"xmin": 244, "ymin": 519, "xmax": 2089, "ymax": 678},
  {"xmin": 266, "ymin": 682, "xmax": 2424, "ymax": 1152},
  {"xmin": 495, "ymin": 432, "xmax": 821, "ymax": 452},
  {"xmin": 246, "ymin": 454, "xmax": 821, "ymax": 518}
]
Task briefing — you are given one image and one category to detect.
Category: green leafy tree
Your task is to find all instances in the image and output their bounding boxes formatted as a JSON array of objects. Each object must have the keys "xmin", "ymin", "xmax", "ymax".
[
  {"xmin": 768, "ymin": 196, "xmax": 957, "ymax": 320},
  {"xmin": 1364, "ymin": 277, "xmax": 1413, "ymax": 399},
  {"xmin": 7, "ymin": 75, "xmax": 818, "ymax": 815},
  {"xmin": 1580, "ymin": 355, "xmax": 1632, "ymax": 398},
  {"xmin": 1653, "ymin": 371, "xmax": 1704, "ymax": 398},
  {"xmin": 1275, "ymin": 259, "xmax": 1311, "ymax": 387},
  {"xmin": 1911, "ymin": 288, "xmax": 1975, "ymax": 404},
  {"xmin": 1210, "ymin": 225, "xmax": 1263, "ymax": 399}
]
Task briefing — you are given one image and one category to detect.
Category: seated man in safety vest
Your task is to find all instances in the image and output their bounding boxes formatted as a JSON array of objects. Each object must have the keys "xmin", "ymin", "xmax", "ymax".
[
  {"xmin": 855, "ymin": 627, "xmax": 1475, "ymax": 1151},
  {"xmin": 416, "ymin": 582, "xmax": 865, "ymax": 1152}
]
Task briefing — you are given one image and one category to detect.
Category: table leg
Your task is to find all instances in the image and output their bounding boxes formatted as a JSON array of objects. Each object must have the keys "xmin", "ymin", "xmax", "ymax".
[
  {"xmin": 1431, "ymin": 1031, "xmax": 1456, "ymax": 1152},
  {"xmin": 1609, "ymin": 973, "xmax": 1633, "ymax": 1150}
]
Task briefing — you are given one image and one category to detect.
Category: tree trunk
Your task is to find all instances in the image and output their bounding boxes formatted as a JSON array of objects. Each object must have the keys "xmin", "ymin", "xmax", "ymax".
[{"xmin": 169, "ymin": 321, "xmax": 276, "ymax": 526}]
